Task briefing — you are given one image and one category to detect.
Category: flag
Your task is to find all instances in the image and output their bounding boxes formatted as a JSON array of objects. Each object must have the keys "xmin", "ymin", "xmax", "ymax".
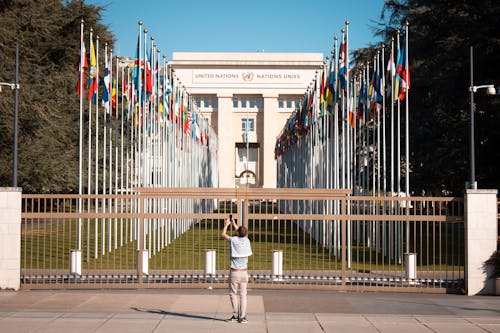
[
  {"xmin": 319, "ymin": 70, "xmax": 326, "ymax": 117},
  {"xmin": 102, "ymin": 64, "xmax": 111, "ymax": 113},
  {"xmin": 122, "ymin": 73, "xmax": 131, "ymax": 120},
  {"xmin": 338, "ymin": 36, "xmax": 347, "ymax": 92},
  {"xmin": 76, "ymin": 39, "xmax": 88, "ymax": 94},
  {"xmin": 369, "ymin": 62, "xmax": 383, "ymax": 115},
  {"xmin": 145, "ymin": 46, "xmax": 153, "ymax": 95},
  {"xmin": 87, "ymin": 38, "xmax": 98, "ymax": 101},
  {"xmin": 357, "ymin": 75, "xmax": 366, "ymax": 125},
  {"xmin": 182, "ymin": 92, "xmax": 191, "ymax": 133},
  {"xmin": 132, "ymin": 36, "xmax": 140, "ymax": 91},
  {"xmin": 396, "ymin": 45, "xmax": 410, "ymax": 100},
  {"xmin": 386, "ymin": 42, "xmax": 396, "ymax": 98},
  {"xmin": 111, "ymin": 77, "xmax": 117, "ymax": 114},
  {"xmin": 325, "ymin": 54, "xmax": 336, "ymax": 114}
]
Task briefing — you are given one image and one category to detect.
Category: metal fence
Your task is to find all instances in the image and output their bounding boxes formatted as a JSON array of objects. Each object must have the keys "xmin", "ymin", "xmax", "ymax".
[{"xmin": 21, "ymin": 188, "xmax": 464, "ymax": 292}]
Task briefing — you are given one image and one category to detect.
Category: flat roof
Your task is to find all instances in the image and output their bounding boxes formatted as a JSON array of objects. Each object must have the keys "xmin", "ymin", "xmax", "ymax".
[{"xmin": 171, "ymin": 52, "xmax": 324, "ymax": 67}]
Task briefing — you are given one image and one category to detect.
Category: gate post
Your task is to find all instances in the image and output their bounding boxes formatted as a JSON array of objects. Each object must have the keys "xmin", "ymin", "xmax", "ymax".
[
  {"xmin": 465, "ymin": 189, "xmax": 498, "ymax": 295},
  {"xmin": 0, "ymin": 188, "xmax": 21, "ymax": 290},
  {"xmin": 272, "ymin": 250, "xmax": 283, "ymax": 281},
  {"xmin": 205, "ymin": 249, "xmax": 216, "ymax": 275}
]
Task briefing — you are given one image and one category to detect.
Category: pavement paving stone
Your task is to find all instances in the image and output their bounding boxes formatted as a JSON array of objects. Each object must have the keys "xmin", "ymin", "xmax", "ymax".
[
  {"xmin": 94, "ymin": 317, "xmax": 162, "ymax": 333},
  {"xmin": 0, "ymin": 317, "xmax": 59, "ymax": 333},
  {"xmin": 0, "ymin": 289, "xmax": 498, "ymax": 333},
  {"xmin": 36, "ymin": 317, "xmax": 107, "ymax": 333}
]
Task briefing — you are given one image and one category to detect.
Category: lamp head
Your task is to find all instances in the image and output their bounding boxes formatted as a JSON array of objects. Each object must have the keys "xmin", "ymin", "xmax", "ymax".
[{"xmin": 486, "ymin": 85, "xmax": 496, "ymax": 96}]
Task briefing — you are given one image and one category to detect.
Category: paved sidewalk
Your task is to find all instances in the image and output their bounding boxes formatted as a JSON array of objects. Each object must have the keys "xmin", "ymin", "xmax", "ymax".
[{"xmin": 0, "ymin": 288, "xmax": 499, "ymax": 332}]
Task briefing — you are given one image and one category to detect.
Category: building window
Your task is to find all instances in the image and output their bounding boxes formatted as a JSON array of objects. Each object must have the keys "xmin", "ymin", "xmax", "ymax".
[
  {"xmin": 242, "ymin": 118, "xmax": 254, "ymax": 132},
  {"xmin": 233, "ymin": 96, "xmax": 263, "ymax": 111},
  {"xmin": 295, "ymin": 98, "xmax": 301, "ymax": 109},
  {"xmin": 278, "ymin": 95, "xmax": 302, "ymax": 112},
  {"xmin": 193, "ymin": 95, "xmax": 217, "ymax": 110}
]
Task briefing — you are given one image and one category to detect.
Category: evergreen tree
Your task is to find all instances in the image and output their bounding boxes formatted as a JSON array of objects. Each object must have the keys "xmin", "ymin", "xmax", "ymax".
[
  {"xmin": 374, "ymin": 0, "xmax": 500, "ymax": 195},
  {"xmin": 0, "ymin": 0, "xmax": 113, "ymax": 193}
]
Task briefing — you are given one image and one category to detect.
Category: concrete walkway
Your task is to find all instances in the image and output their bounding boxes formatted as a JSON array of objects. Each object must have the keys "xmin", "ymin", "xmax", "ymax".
[{"xmin": 0, "ymin": 288, "xmax": 499, "ymax": 332}]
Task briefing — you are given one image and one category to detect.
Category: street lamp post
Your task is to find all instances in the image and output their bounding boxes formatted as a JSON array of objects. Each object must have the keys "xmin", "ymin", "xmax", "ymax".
[
  {"xmin": 0, "ymin": 43, "xmax": 20, "ymax": 187},
  {"xmin": 468, "ymin": 46, "xmax": 496, "ymax": 190}
]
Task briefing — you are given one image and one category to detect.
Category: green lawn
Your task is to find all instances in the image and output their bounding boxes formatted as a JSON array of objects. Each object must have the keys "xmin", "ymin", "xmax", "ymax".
[{"xmin": 21, "ymin": 217, "xmax": 464, "ymax": 273}]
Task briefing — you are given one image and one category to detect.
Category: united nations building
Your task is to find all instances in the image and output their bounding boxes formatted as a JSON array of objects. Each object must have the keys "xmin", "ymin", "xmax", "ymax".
[{"xmin": 169, "ymin": 52, "xmax": 324, "ymax": 188}]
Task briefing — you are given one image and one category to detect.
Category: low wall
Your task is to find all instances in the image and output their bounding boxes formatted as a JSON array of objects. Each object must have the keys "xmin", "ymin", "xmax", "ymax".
[
  {"xmin": 0, "ymin": 187, "xmax": 22, "ymax": 290},
  {"xmin": 465, "ymin": 189, "xmax": 498, "ymax": 295}
]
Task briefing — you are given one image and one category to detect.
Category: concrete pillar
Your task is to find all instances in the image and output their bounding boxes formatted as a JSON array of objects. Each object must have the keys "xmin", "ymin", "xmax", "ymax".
[
  {"xmin": 205, "ymin": 249, "xmax": 216, "ymax": 275},
  {"xmin": 0, "ymin": 187, "xmax": 22, "ymax": 290},
  {"xmin": 262, "ymin": 94, "xmax": 279, "ymax": 188},
  {"xmin": 465, "ymin": 189, "xmax": 498, "ymax": 295},
  {"xmin": 217, "ymin": 94, "xmax": 235, "ymax": 187},
  {"xmin": 272, "ymin": 250, "xmax": 283, "ymax": 280}
]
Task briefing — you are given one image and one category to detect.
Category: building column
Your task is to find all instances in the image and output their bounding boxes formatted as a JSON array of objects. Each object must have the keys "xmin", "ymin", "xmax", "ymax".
[
  {"xmin": 465, "ymin": 189, "xmax": 498, "ymax": 295},
  {"xmin": 0, "ymin": 187, "xmax": 22, "ymax": 290},
  {"xmin": 217, "ymin": 94, "xmax": 235, "ymax": 187},
  {"xmin": 262, "ymin": 94, "xmax": 279, "ymax": 188}
]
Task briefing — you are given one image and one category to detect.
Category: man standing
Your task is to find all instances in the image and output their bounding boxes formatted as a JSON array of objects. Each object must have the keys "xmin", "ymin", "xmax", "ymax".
[{"xmin": 221, "ymin": 217, "xmax": 252, "ymax": 324}]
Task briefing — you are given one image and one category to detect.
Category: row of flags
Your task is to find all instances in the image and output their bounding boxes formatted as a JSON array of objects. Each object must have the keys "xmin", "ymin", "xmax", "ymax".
[
  {"xmin": 75, "ymin": 20, "xmax": 219, "ymax": 210},
  {"xmin": 275, "ymin": 26, "xmax": 410, "ymax": 159},
  {"xmin": 74, "ymin": 21, "xmax": 220, "ymax": 255},
  {"xmin": 76, "ymin": 27, "xmax": 214, "ymax": 149}
]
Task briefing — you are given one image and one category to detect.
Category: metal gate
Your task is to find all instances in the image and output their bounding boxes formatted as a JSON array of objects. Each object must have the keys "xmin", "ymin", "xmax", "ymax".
[{"xmin": 21, "ymin": 188, "xmax": 464, "ymax": 292}]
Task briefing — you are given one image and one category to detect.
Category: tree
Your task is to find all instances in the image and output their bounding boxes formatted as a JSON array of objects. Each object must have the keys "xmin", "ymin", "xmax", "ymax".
[
  {"xmin": 371, "ymin": 0, "xmax": 500, "ymax": 195},
  {"xmin": 0, "ymin": 0, "xmax": 113, "ymax": 193}
]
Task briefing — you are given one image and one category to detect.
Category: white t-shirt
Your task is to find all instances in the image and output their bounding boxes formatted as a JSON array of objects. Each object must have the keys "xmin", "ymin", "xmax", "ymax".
[{"xmin": 228, "ymin": 236, "xmax": 252, "ymax": 269}]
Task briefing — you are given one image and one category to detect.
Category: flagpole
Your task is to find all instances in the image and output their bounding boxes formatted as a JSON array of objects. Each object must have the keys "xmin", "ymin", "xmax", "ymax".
[
  {"xmin": 405, "ymin": 22, "xmax": 410, "ymax": 198},
  {"xmin": 389, "ymin": 38, "xmax": 395, "ymax": 260},
  {"xmin": 381, "ymin": 44, "xmax": 388, "ymax": 258},
  {"xmin": 137, "ymin": 21, "xmax": 143, "ymax": 191},
  {"xmin": 120, "ymin": 58, "xmax": 125, "ymax": 247},
  {"xmin": 404, "ymin": 22, "xmax": 410, "ymax": 254},
  {"xmin": 78, "ymin": 19, "xmax": 84, "ymax": 253},
  {"xmin": 86, "ymin": 28, "xmax": 93, "ymax": 261},
  {"xmin": 345, "ymin": 20, "xmax": 351, "ymax": 192},
  {"xmin": 333, "ymin": 36, "xmax": 339, "ymax": 190},
  {"xmin": 94, "ymin": 34, "xmax": 100, "ymax": 259},
  {"xmin": 381, "ymin": 44, "xmax": 387, "ymax": 197},
  {"xmin": 114, "ymin": 52, "xmax": 120, "ymax": 250},
  {"xmin": 376, "ymin": 51, "xmax": 381, "ymax": 197},
  {"xmin": 390, "ymin": 37, "xmax": 395, "ymax": 198},
  {"xmin": 396, "ymin": 30, "xmax": 402, "ymax": 263},
  {"xmin": 340, "ymin": 28, "xmax": 345, "ymax": 189},
  {"xmin": 102, "ymin": 40, "xmax": 107, "ymax": 256},
  {"xmin": 396, "ymin": 30, "xmax": 401, "ymax": 199},
  {"xmin": 108, "ymin": 47, "xmax": 114, "ymax": 253},
  {"xmin": 143, "ymin": 28, "xmax": 148, "ymax": 189}
]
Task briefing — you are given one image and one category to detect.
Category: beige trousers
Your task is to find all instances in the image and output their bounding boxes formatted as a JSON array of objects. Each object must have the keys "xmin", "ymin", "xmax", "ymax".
[{"xmin": 229, "ymin": 270, "xmax": 248, "ymax": 318}]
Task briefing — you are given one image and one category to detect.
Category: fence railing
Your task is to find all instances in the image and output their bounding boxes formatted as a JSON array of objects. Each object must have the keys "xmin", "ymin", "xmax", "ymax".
[{"xmin": 21, "ymin": 188, "xmax": 464, "ymax": 292}]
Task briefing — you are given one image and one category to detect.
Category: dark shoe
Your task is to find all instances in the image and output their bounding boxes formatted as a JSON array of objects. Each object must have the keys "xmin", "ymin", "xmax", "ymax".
[
  {"xmin": 239, "ymin": 317, "xmax": 248, "ymax": 324},
  {"xmin": 226, "ymin": 315, "xmax": 238, "ymax": 322}
]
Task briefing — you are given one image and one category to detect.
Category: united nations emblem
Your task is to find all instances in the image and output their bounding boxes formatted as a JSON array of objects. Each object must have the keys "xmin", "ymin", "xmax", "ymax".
[{"xmin": 242, "ymin": 72, "xmax": 254, "ymax": 81}]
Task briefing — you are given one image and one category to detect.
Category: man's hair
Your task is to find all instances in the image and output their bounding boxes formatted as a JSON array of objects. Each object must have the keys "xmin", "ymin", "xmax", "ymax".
[{"xmin": 236, "ymin": 226, "xmax": 248, "ymax": 237}]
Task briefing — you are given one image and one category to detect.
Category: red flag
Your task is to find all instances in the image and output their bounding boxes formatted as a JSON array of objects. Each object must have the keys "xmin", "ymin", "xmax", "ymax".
[
  {"xmin": 76, "ymin": 40, "xmax": 88, "ymax": 94},
  {"xmin": 87, "ymin": 38, "xmax": 98, "ymax": 101}
]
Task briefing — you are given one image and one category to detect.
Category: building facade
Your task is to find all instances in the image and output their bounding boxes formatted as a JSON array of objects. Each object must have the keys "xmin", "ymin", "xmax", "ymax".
[{"xmin": 169, "ymin": 52, "xmax": 323, "ymax": 188}]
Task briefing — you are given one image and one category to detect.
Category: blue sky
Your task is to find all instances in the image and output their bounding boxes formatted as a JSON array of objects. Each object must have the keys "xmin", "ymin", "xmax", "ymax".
[{"xmin": 87, "ymin": 0, "xmax": 387, "ymax": 60}]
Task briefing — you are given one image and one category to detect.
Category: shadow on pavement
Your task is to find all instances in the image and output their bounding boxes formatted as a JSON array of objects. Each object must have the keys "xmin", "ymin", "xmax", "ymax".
[{"xmin": 130, "ymin": 307, "xmax": 226, "ymax": 322}]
